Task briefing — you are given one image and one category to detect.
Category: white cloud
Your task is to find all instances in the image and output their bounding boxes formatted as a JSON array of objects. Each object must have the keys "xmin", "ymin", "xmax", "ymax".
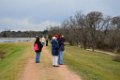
[
  {"xmin": 0, "ymin": 0, "xmax": 120, "ymax": 31},
  {"xmin": 0, "ymin": 18, "xmax": 60, "ymax": 31}
]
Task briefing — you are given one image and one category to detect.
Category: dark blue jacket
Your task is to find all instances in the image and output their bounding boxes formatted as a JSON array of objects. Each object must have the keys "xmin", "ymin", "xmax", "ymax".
[
  {"xmin": 51, "ymin": 38, "xmax": 59, "ymax": 56},
  {"xmin": 58, "ymin": 37, "xmax": 65, "ymax": 51}
]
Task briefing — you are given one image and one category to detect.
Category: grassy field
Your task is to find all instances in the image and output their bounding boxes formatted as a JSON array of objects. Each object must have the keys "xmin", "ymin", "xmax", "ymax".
[
  {"xmin": 1, "ymin": 41, "xmax": 120, "ymax": 80},
  {"xmin": 63, "ymin": 45, "xmax": 120, "ymax": 80},
  {"xmin": 0, "ymin": 42, "xmax": 31, "ymax": 80}
]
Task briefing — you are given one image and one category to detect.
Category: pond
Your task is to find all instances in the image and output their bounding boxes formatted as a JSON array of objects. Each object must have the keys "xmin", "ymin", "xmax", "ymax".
[{"xmin": 0, "ymin": 38, "xmax": 34, "ymax": 43}]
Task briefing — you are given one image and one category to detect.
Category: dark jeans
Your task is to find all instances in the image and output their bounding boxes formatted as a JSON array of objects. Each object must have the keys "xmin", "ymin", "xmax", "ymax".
[{"xmin": 46, "ymin": 40, "xmax": 48, "ymax": 46}]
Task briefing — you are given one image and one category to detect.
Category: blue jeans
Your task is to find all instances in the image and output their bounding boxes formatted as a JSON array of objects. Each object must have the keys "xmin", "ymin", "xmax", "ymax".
[
  {"xmin": 41, "ymin": 42, "xmax": 44, "ymax": 46},
  {"xmin": 58, "ymin": 50, "xmax": 64, "ymax": 64},
  {"xmin": 36, "ymin": 52, "xmax": 40, "ymax": 63}
]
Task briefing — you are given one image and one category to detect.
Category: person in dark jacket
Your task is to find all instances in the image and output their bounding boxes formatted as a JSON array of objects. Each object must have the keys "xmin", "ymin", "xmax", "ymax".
[
  {"xmin": 58, "ymin": 35, "xmax": 65, "ymax": 65},
  {"xmin": 34, "ymin": 36, "xmax": 43, "ymax": 63},
  {"xmin": 51, "ymin": 34, "xmax": 59, "ymax": 67},
  {"xmin": 46, "ymin": 35, "xmax": 49, "ymax": 46}
]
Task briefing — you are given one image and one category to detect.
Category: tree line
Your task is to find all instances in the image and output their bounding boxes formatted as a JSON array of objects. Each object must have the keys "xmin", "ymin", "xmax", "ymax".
[{"xmin": 48, "ymin": 11, "xmax": 120, "ymax": 53}]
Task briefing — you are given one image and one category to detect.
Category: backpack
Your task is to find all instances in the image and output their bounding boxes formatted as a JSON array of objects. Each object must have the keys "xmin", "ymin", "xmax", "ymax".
[{"xmin": 34, "ymin": 43, "xmax": 39, "ymax": 51}]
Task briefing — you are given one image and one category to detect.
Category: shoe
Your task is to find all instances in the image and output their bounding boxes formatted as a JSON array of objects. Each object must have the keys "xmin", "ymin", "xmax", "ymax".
[
  {"xmin": 59, "ymin": 63, "xmax": 64, "ymax": 65},
  {"xmin": 36, "ymin": 61, "xmax": 40, "ymax": 63},
  {"xmin": 53, "ymin": 65, "xmax": 59, "ymax": 67},
  {"xmin": 55, "ymin": 65, "xmax": 59, "ymax": 67},
  {"xmin": 53, "ymin": 65, "xmax": 55, "ymax": 67}
]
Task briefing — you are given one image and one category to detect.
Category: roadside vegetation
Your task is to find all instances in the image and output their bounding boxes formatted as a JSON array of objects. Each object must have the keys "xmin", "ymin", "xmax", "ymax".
[
  {"xmin": 63, "ymin": 45, "xmax": 120, "ymax": 80},
  {"xmin": 0, "ymin": 42, "xmax": 30, "ymax": 80}
]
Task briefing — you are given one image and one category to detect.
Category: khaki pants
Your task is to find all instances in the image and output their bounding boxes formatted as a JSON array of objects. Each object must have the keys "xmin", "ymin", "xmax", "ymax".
[{"xmin": 53, "ymin": 56, "xmax": 58, "ymax": 66}]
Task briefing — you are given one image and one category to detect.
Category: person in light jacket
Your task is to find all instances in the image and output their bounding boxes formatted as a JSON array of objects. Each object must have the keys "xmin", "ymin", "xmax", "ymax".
[{"xmin": 41, "ymin": 36, "xmax": 45, "ymax": 46}]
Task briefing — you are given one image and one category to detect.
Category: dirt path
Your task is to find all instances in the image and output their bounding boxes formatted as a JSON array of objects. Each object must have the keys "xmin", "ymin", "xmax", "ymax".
[
  {"xmin": 86, "ymin": 49, "xmax": 117, "ymax": 56},
  {"xmin": 20, "ymin": 46, "xmax": 81, "ymax": 80}
]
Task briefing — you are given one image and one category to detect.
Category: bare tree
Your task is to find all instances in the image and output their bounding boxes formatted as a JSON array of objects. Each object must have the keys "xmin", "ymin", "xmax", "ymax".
[
  {"xmin": 85, "ymin": 11, "xmax": 103, "ymax": 51},
  {"xmin": 48, "ymin": 11, "xmax": 120, "ymax": 53},
  {"xmin": 111, "ymin": 16, "xmax": 120, "ymax": 52},
  {"xmin": 74, "ymin": 12, "xmax": 88, "ymax": 49}
]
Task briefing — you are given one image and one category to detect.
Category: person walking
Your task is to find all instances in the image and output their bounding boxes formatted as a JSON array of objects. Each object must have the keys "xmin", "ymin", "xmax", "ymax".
[
  {"xmin": 34, "ymin": 36, "xmax": 43, "ymax": 63},
  {"xmin": 46, "ymin": 35, "xmax": 49, "ymax": 46},
  {"xmin": 51, "ymin": 34, "xmax": 59, "ymax": 67},
  {"xmin": 58, "ymin": 35, "xmax": 65, "ymax": 65},
  {"xmin": 41, "ymin": 36, "xmax": 45, "ymax": 46}
]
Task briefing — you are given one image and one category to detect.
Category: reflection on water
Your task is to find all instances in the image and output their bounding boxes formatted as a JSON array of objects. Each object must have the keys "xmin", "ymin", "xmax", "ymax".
[{"xmin": 0, "ymin": 38, "xmax": 34, "ymax": 43}]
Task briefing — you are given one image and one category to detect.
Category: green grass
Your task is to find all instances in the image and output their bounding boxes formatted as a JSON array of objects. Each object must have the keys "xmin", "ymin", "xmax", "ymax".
[
  {"xmin": 0, "ymin": 42, "xmax": 28, "ymax": 80},
  {"xmin": 63, "ymin": 45, "xmax": 120, "ymax": 80}
]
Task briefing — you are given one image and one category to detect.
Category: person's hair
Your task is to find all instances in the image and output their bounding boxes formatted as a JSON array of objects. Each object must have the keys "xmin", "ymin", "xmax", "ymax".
[{"xmin": 35, "ymin": 37, "xmax": 40, "ymax": 44}]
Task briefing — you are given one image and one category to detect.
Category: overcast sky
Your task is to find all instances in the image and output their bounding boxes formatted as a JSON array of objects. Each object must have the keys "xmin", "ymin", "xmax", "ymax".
[{"xmin": 0, "ymin": 0, "xmax": 120, "ymax": 31}]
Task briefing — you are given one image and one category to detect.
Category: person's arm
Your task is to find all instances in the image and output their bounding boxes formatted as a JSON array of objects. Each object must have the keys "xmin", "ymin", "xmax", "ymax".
[{"xmin": 38, "ymin": 42, "xmax": 43, "ymax": 49}]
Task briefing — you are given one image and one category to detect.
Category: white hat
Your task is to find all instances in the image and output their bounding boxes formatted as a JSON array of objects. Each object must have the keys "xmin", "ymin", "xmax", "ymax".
[{"xmin": 52, "ymin": 37, "xmax": 56, "ymax": 40}]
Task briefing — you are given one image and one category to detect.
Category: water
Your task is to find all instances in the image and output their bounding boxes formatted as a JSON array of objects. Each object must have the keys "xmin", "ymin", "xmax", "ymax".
[{"xmin": 0, "ymin": 38, "xmax": 34, "ymax": 43}]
